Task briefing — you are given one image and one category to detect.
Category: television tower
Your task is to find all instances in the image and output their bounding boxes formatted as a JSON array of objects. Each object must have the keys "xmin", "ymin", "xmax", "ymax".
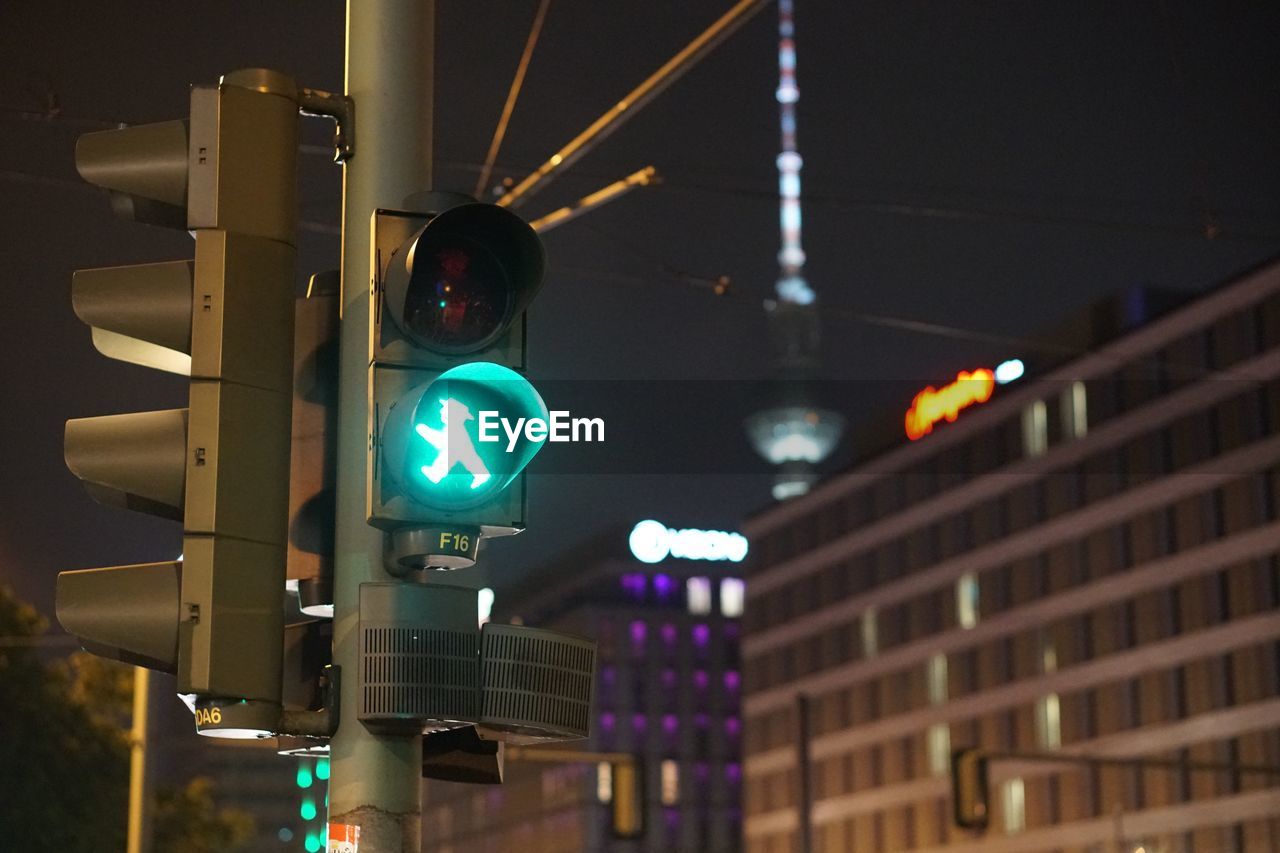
[{"xmin": 745, "ymin": 0, "xmax": 845, "ymax": 500}]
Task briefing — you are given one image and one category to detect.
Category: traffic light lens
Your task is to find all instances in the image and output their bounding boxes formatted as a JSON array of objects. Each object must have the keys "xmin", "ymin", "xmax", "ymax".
[
  {"xmin": 402, "ymin": 234, "xmax": 511, "ymax": 354},
  {"xmin": 382, "ymin": 362, "xmax": 549, "ymax": 512}
]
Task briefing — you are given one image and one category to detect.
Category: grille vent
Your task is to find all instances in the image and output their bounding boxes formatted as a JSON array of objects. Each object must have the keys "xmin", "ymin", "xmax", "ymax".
[
  {"xmin": 480, "ymin": 624, "xmax": 595, "ymax": 742},
  {"xmin": 361, "ymin": 627, "xmax": 479, "ymax": 725},
  {"xmin": 357, "ymin": 583, "xmax": 481, "ymax": 734}
]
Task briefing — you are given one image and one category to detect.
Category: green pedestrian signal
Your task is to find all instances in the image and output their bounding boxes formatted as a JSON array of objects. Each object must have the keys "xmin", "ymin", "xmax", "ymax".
[{"xmin": 382, "ymin": 363, "xmax": 548, "ymax": 512}]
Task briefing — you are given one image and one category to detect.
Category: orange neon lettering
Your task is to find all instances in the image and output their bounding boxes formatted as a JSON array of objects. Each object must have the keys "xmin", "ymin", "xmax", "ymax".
[{"xmin": 904, "ymin": 368, "xmax": 996, "ymax": 440}]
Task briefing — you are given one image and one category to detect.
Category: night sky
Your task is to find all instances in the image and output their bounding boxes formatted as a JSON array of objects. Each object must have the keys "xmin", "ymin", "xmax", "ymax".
[{"xmin": 1, "ymin": 1, "xmax": 1278, "ymax": 614}]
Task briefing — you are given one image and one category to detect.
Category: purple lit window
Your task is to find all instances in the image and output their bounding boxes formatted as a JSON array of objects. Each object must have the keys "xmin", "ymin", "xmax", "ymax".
[
  {"xmin": 629, "ymin": 620, "xmax": 647, "ymax": 646},
  {"xmin": 694, "ymin": 713, "xmax": 709, "ymax": 730},
  {"xmin": 663, "ymin": 807, "xmax": 680, "ymax": 831},
  {"xmin": 620, "ymin": 573, "xmax": 646, "ymax": 599},
  {"xmin": 660, "ymin": 623, "xmax": 677, "ymax": 647},
  {"xmin": 724, "ymin": 717, "xmax": 741, "ymax": 738},
  {"xmin": 723, "ymin": 670, "xmax": 740, "ymax": 692},
  {"xmin": 653, "ymin": 573, "xmax": 675, "ymax": 600},
  {"xmin": 692, "ymin": 624, "xmax": 710, "ymax": 648},
  {"xmin": 661, "ymin": 668, "xmax": 677, "ymax": 690},
  {"xmin": 599, "ymin": 712, "xmax": 616, "ymax": 732},
  {"xmin": 601, "ymin": 665, "xmax": 616, "ymax": 687},
  {"xmin": 662, "ymin": 714, "xmax": 679, "ymax": 736},
  {"xmin": 693, "ymin": 669, "xmax": 709, "ymax": 691},
  {"xmin": 725, "ymin": 762, "xmax": 742, "ymax": 784},
  {"xmin": 632, "ymin": 713, "xmax": 647, "ymax": 735}
]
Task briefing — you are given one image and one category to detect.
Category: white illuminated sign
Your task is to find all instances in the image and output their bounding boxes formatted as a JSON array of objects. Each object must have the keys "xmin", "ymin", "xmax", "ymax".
[
  {"xmin": 628, "ymin": 520, "xmax": 749, "ymax": 564},
  {"xmin": 994, "ymin": 358, "xmax": 1025, "ymax": 384}
]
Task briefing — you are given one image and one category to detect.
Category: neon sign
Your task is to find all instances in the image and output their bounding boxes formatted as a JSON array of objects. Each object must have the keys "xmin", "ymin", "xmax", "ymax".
[
  {"xmin": 905, "ymin": 368, "xmax": 995, "ymax": 440},
  {"xmin": 628, "ymin": 520, "xmax": 749, "ymax": 564}
]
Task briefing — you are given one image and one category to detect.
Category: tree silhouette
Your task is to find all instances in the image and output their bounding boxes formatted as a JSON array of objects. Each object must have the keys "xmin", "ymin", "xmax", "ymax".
[{"xmin": 0, "ymin": 585, "xmax": 252, "ymax": 852}]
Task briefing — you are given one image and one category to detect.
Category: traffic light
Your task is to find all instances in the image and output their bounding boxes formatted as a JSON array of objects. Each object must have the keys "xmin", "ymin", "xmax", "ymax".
[
  {"xmin": 951, "ymin": 748, "xmax": 991, "ymax": 829},
  {"xmin": 56, "ymin": 69, "xmax": 302, "ymax": 734},
  {"xmin": 367, "ymin": 193, "xmax": 547, "ymax": 570}
]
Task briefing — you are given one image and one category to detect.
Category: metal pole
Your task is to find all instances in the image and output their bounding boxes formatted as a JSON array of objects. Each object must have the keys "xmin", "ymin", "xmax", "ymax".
[
  {"xmin": 796, "ymin": 692, "xmax": 813, "ymax": 853},
  {"xmin": 330, "ymin": 1, "xmax": 433, "ymax": 851},
  {"xmin": 125, "ymin": 666, "xmax": 152, "ymax": 853}
]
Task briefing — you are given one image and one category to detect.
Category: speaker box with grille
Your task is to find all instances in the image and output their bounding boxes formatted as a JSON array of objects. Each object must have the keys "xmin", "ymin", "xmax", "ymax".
[
  {"xmin": 358, "ymin": 582, "xmax": 480, "ymax": 734},
  {"xmin": 479, "ymin": 623, "xmax": 595, "ymax": 743}
]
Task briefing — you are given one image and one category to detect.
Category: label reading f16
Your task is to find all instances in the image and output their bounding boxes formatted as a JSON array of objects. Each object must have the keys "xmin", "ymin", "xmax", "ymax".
[{"xmin": 436, "ymin": 529, "xmax": 473, "ymax": 556}]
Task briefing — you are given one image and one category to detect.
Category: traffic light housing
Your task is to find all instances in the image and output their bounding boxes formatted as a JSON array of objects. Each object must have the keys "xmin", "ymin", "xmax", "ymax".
[
  {"xmin": 366, "ymin": 194, "xmax": 548, "ymax": 570},
  {"xmin": 56, "ymin": 69, "xmax": 302, "ymax": 732}
]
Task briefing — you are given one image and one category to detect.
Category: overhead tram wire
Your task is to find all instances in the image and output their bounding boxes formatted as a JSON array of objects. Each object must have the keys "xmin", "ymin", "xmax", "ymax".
[
  {"xmin": 656, "ymin": 179, "xmax": 1280, "ymax": 245},
  {"xmin": 0, "ymin": 155, "xmax": 1260, "ymax": 375},
  {"xmin": 554, "ymin": 259, "xmax": 1234, "ymax": 379},
  {"xmin": 8, "ymin": 105, "xmax": 1277, "ymax": 244},
  {"xmin": 494, "ymin": 0, "xmax": 774, "ymax": 209},
  {"xmin": 2, "ymin": 113, "xmax": 1268, "ymax": 377},
  {"xmin": 474, "ymin": 0, "xmax": 552, "ymax": 199}
]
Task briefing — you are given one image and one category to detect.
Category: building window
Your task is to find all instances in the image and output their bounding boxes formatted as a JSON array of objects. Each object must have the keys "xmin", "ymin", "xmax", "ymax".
[
  {"xmin": 686, "ymin": 577, "xmax": 712, "ymax": 615},
  {"xmin": 1001, "ymin": 777, "xmax": 1026, "ymax": 834},
  {"xmin": 596, "ymin": 762, "xmax": 613, "ymax": 803},
  {"xmin": 927, "ymin": 724, "xmax": 951, "ymax": 777},
  {"xmin": 1022, "ymin": 400, "xmax": 1048, "ymax": 457},
  {"xmin": 629, "ymin": 620, "xmax": 647, "ymax": 656},
  {"xmin": 720, "ymin": 578, "xmax": 745, "ymax": 618},
  {"xmin": 1036, "ymin": 693, "xmax": 1062, "ymax": 750},
  {"xmin": 1041, "ymin": 634, "xmax": 1058, "ymax": 673},
  {"xmin": 927, "ymin": 654, "xmax": 948, "ymax": 705},
  {"xmin": 660, "ymin": 759, "xmax": 680, "ymax": 805},
  {"xmin": 956, "ymin": 573, "xmax": 979, "ymax": 629},
  {"xmin": 1036, "ymin": 634, "xmax": 1061, "ymax": 749},
  {"xmin": 1062, "ymin": 380, "xmax": 1088, "ymax": 439},
  {"xmin": 861, "ymin": 607, "xmax": 879, "ymax": 658}
]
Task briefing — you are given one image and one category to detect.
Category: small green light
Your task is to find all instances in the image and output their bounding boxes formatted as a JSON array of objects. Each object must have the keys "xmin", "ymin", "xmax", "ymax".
[
  {"xmin": 316, "ymin": 758, "xmax": 330, "ymax": 781},
  {"xmin": 304, "ymin": 834, "xmax": 321, "ymax": 853},
  {"xmin": 296, "ymin": 765, "xmax": 313, "ymax": 788},
  {"xmin": 300, "ymin": 799, "xmax": 317, "ymax": 821}
]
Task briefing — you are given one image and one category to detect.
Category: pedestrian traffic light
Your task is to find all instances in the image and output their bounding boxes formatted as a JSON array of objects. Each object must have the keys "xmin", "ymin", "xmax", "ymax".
[
  {"xmin": 380, "ymin": 362, "xmax": 547, "ymax": 512},
  {"xmin": 951, "ymin": 748, "xmax": 991, "ymax": 829},
  {"xmin": 57, "ymin": 69, "xmax": 303, "ymax": 733},
  {"xmin": 367, "ymin": 194, "xmax": 547, "ymax": 570}
]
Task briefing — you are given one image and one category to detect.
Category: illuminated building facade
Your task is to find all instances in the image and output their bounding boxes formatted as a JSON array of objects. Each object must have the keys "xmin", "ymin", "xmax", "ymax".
[
  {"xmin": 741, "ymin": 260, "xmax": 1280, "ymax": 852},
  {"xmin": 423, "ymin": 522, "xmax": 748, "ymax": 852}
]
